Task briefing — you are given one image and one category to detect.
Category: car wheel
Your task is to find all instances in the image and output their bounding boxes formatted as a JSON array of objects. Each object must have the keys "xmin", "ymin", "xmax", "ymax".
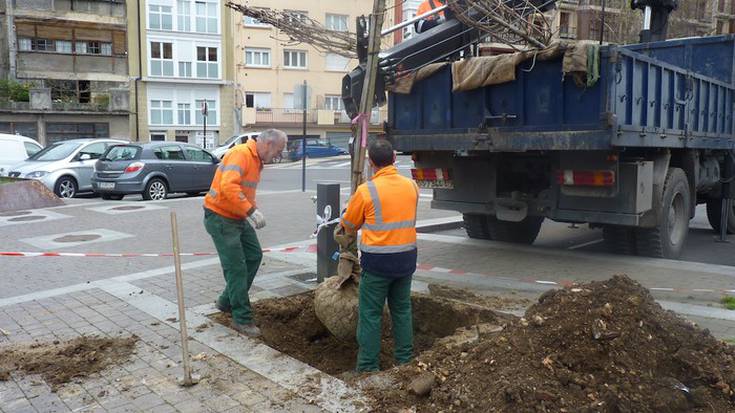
[
  {"xmin": 54, "ymin": 176, "xmax": 77, "ymax": 199},
  {"xmin": 143, "ymin": 179, "xmax": 168, "ymax": 201}
]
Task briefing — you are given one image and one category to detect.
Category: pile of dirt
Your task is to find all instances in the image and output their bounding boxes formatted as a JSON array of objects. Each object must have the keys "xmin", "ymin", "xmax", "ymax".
[
  {"xmin": 367, "ymin": 275, "xmax": 735, "ymax": 412},
  {"xmin": 427, "ymin": 284, "xmax": 531, "ymax": 311},
  {"xmin": 0, "ymin": 336, "xmax": 138, "ymax": 390},
  {"xmin": 211, "ymin": 291, "xmax": 509, "ymax": 375}
]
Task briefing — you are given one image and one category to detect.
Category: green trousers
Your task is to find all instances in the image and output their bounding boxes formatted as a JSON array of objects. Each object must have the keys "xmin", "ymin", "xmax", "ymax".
[
  {"xmin": 204, "ymin": 209, "xmax": 262, "ymax": 324},
  {"xmin": 356, "ymin": 271, "xmax": 414, "ymax": 372}
]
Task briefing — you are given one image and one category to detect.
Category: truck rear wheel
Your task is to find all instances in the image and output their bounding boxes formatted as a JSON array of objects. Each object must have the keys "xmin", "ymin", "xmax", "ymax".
[
  {"xmin": 635, "ymin": 168, "xmax": 691, "ymax": 259},
  {"xmin": 705, "ymin": 198, "xmax": 735, "ymax": 235},
  {"xmin": 602, "ymin": 225, "xmax": 637, "ymax": 255},
  {"xmin": 486, "ymin": 215, "xmax": 544, "ymax": 244},
  {"xmin": 463, "ymin": 213, "xmax": 492, "ymax": 240}
]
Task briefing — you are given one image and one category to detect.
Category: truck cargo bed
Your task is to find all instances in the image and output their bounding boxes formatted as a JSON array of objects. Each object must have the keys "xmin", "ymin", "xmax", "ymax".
[{"xmin": 388, "ymin": 36, "xmax": 735, "ymax": 152}]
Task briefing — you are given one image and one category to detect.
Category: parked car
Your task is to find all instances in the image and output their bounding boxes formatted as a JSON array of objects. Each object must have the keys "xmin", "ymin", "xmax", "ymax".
[
  {"xmin": 0, "ymin": 134, "xmax": 43, "ymax": 176},
  {"xmin": 92, "ymin": 142, "xmax": 219, "ymax": 200},
  {"xmin": 211, "ymin": 132, "xmax": 260, "ymax": 159},
  {"xmin": 7, "ymin": 138, "xmax": 126, "ymax": 198},
  {"xmin": 288, "ymin": 139, "xmax": 348, "ymax": 161}
]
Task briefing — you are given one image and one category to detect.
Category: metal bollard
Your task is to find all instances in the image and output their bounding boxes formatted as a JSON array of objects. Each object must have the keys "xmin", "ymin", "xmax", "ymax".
[{"xmin": 316, "ymin": 183, "xmax": 340, "ymax": 282}]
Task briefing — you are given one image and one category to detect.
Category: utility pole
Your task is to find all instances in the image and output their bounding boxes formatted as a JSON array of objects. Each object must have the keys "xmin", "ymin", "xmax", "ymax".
[
  {"xmin": 6, "ymin": 0, "xmax": 17, "ymax": 80},
  {"xmin": 350, "ymin": 0, "xmax": 386, "ymax": 194}
]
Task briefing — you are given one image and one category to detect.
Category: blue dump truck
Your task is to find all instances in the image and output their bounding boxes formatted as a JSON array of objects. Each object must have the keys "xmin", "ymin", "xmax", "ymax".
[{"xmin": 343, "ymin": 2, "xmax": 735, "ymax": 259}]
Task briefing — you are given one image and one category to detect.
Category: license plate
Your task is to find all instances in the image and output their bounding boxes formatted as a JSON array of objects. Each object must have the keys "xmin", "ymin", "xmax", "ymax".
[{"xmin": 99, "ymin": 182, "xmax": 115, "ymax": 190}]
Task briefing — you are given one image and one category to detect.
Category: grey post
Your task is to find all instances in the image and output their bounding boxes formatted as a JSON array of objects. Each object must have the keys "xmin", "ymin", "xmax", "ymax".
[
  {"xmin": 317, "ymin": 183, "xmax": 340, "ymax": 282},
  {"xmin": 716, "ymin": 151, "xmax": 733, "ymax": 243}
]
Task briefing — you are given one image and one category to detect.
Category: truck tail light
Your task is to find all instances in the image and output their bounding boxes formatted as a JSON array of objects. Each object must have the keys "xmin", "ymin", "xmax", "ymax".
[
  {"xmin": 125, "ymin": 162, "xmax": 145, "ymax": 173},
  {"xmin": 556, "ymin": 170, "xmax": 615, "ymax": 187},
  {"xmin": 411, "ymin": 168, "xmax": 453, "ymax": 189}
]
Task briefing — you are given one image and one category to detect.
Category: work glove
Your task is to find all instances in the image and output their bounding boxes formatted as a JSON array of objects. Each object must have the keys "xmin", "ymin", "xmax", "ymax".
[{"xmin": 248, "ymin": 209, "xmax": 266, "ymax": 229}]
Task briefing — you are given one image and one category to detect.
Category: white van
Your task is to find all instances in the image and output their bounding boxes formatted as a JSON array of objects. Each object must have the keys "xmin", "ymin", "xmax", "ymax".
[{"xmin": 0, "ymin": 134, "xmax": 42, "ymax": 176}]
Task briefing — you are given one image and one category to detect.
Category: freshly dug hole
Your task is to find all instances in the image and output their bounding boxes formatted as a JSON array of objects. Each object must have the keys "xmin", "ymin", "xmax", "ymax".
[{"xmin": 211, "ymin": 291, "xmax": 507, "ymax": 375}]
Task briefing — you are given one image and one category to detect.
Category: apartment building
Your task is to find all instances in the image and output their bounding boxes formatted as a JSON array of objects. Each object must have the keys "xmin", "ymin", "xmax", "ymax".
[
  {"xmin": 235, "ymin": 1, "xmax": 397, "ymax": 150},
  {"xmin": 0, "ymin": 0, "xmax": 129, "ymax": 145},
  {"xmin": 127, "ymin": 0, "xmax": 236, "ymax": 147}
]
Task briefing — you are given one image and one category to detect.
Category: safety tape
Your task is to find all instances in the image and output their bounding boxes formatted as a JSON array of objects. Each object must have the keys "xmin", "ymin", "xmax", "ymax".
[
  {"xmin": 0, "ymin": 244, "xmax": 317, "ymax": 258},
  {"xmin": 415, "ymin": 264, "xmax": 735, "ymax": 296}
]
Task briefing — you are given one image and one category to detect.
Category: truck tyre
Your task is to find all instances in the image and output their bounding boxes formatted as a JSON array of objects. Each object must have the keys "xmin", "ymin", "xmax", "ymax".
[
  {"xmin": 463, "ymin": 213, "xmax": 492, "ymax": 240},
  {"xmin": 486, "ymin": 215, "xmax": 544, "ymax": 244},
  {"xmin": 635, "ymin": 168, "xmax": 691, "ymax": 259},
  {"xmin": 705, "ymin": 199, "xmax": 735, "ymax": 235},
  {"xmin": 602, "ymin": 225, "xmax": 637, "ymax": 255}
]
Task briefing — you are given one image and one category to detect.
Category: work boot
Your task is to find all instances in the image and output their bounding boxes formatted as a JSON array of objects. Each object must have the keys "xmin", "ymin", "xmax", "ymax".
[
  {"xmin": 215, "ymin": 300, "xmax": 231, "ymax": 314},
  {"xmin": 231, "ymin": 322, "xmax": 261, "ymax": 337}
]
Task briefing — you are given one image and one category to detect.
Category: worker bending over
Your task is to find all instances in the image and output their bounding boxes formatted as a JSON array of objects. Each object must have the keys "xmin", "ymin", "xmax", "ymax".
[
  {"xmin": 415, "ymin": 0, "xmax": 447, "ymax": 33},
  {"xmin": 341, "ymin": 139, "xmax": 419, "ymax": 372},
  {"xmin": 203, "ymin": 129, "xmax": 287, "ymax": 337}
]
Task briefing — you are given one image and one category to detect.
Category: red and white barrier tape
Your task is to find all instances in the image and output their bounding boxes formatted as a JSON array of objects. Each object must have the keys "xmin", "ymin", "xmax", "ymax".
[{"xmin": 0, "ymin": 244, "xmax": 317, "ymax": 258}]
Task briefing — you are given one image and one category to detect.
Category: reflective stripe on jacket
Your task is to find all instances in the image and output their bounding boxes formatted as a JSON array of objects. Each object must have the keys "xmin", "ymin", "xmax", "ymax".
[
  {"xmin": 340, "ymin": 165, "xmax": 419, "ymax": 277},
  {"xmin": 204, "ymin": 139, "xmax": 261, "ymax": 220}
]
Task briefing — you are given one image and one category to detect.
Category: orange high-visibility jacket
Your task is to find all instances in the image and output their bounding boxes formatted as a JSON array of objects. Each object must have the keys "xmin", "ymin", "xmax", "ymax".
[
  {"xmin": 204, "ymin": 139, "xmax": 261, "ymax": 220},
  {"xmin": 417, "ymin": 0, "xmax": 445, "ymax": 20},
  {"xmin": 341, "ymin": 165, "xmax": 419, "ymax": 277}
]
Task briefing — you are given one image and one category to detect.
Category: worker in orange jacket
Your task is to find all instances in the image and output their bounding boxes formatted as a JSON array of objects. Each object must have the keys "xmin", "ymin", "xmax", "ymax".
[
  {"xmin": 203, "ymin": 129, "xmax": 287, "ymax": 337},
  {"xmin": 340, "ymin": 139, "xmax": 419, "ymax": 372},
  {"xmin": 415, "ymin": 0, "xmax": 447, "ymax": 33}
]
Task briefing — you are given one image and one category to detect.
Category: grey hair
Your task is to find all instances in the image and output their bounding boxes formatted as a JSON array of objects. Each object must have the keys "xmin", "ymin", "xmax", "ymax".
[{"xmin": 258, "ymin": 129, "xmax": 288, "ymax": 145}]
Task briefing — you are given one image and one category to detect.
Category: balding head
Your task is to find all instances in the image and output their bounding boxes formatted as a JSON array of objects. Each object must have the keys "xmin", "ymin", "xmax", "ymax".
[{"xmin": 256, "ymin": 129, "xmax": 288, "ymax": 163}]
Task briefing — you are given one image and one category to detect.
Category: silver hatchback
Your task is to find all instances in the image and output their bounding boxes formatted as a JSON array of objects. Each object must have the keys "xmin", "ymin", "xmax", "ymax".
[{"xmin": 7, "ymin": 138, "xmax": 127, "ymax": 198}]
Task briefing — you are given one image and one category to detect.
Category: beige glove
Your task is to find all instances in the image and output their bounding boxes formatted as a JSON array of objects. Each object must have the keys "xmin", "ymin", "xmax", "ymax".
[{"xmin": 248, "ymin": 209, "xmax": 266, "ymax": 229}]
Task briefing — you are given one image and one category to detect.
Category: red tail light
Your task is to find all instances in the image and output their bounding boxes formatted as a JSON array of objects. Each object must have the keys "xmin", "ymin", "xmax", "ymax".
[
  {"xmin": 556, "ymin": 170, "xmax": 615, "ymax": 187},
  {"xmin": 125, "ymin": 162, "xmax": 145, "ymax": 173}
]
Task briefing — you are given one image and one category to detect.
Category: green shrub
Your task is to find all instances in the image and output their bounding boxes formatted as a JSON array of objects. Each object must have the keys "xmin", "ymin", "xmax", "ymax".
[{"xmin": 0, "ymin": 80, "xmax": 31, "ymax": 102}]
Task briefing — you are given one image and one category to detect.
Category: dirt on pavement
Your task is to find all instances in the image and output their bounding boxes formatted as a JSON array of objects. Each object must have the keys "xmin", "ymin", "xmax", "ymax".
[
  {"xmin": 364, "ymin": 275, "xmax": 735, "ymax": 412},
  {"xmin": 211, "ymin": 291, "xmax": 510, "ymax": 375},
  {"xmin": 0, "ymin": 336, "xmax": 138, "ymax": 391}
]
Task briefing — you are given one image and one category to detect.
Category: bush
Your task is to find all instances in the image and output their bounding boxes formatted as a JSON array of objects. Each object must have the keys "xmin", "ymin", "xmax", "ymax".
[{"xmin": 0, "ymin": 80, "xmax": 31, "ymax": 102}]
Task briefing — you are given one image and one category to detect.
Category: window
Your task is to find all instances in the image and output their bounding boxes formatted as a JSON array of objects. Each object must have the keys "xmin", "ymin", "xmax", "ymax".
[
  {"xmin": 325, "ymin": 14, "xmax": 348, "ymax": 31},
  {"xmin": 150, "ymin": 133, "xmax": 166, "ymax": 142},
  {"xmin": 244, "ymin": 15, "xmax": 268, "ymax": 27},
  {"xmin": 151, "ymin": 42, "xmax": 174, "ymax": 76},
  {"xmin": 178, "ymin": 103, "xmax": 191, "ymax": 124},
  {"xmin": 18, "ymin": 38, "xmax": 31, "ymax": 51},
  {"xmin": 195, "ymin": 0, "xmax": 218, "ymax": 33},
  {"xmin": 283, "ymin": 50, "xmax": 307, "ymax": 69},
  {"xmin": 32, "ymin": 39, "xmax": 54, "ymax": 52},
  {"xmin": 325, "ymin": 53, "xmax": 350, "ymax": 71},
  {"xmin": 24, "ymin": 142, "xmax": 42, "ymax": 157},
  {"xmin": 175, "ymin": 135, "xmax": 189, "ymax": 143},
  {"xmin": 195, "ymin": 99, "xmax": 216, "ymax": 125},
  {"xmin": 149, "ymin": 4, "xmax": 173, "ymax": 30},
  {"xmin": 179, "ymin": 62, "xmax": 192, "ymax": 77},
  {"xmin": 79, "ymin": 143, "xmax": 107, "ymax": 160},
  {"xmin": 185, "ymin": 147, "xmax": 213, "ymax": 162},
  {"xmin": 88, "ymin": 41, "xmax": 101, "ymax": 54},
  {"xmin": 177, "ymin": 0, "xmax": 191, "ymax": 31},
  {"xmin": 245, "ymin": 92, "xmax": 271, "ymax": 110},
  {"xmin": 101, "ymin": 43, "xmax": 112, "ymax": 56},
  {"xmin": 196, "ymin": 47, "xmax": 218, "ymax": 78},
  {"xmin": 56, "ymin": 40, "xmax": 72, "ymax": 54},
  {"xmin": 158, "ymin": 145, "xmax": 186, "ymax": 160},
  {"xmin": 325, "ymin": 95, "xmax": 344, "ymax": 111},
  {"xmin": 150, "ymin": 100, "xmax": 174, "ymax": 125},
  {"xmin": 75, "ymin": 41, "xmax": 87, "ymax": 54},
  {"xmin": 245, "ymin": 48, "xmax": 270, "ymax": 67},
  {"xmin": 283, "ymin": 93, "xmax": 294, "ymax": 109},
  {"xmin": 285, "ymin": 10, "xmax": 308, "ymax": 25}
]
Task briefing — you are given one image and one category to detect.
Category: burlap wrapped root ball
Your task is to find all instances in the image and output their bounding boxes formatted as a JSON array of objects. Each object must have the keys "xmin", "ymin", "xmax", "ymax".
[{"xmin": 314, "ymin": 275, "xmax": 360, "ymax": 341}]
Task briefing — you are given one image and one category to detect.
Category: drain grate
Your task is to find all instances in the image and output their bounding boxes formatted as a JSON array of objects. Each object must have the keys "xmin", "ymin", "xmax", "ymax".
[
  {"xmin": 287, "ymin": 272, "xmax": 319, "ymax": 283},
  {"xmin": 111, "ymin": 206, "xmax": 144, "ymax": 211},
  {"xmin": 53, "ymin": 234, "xmax": 102, "ymax": 243},
  {"xmin": 8, "ymin": 216, "xmax": 44, "ymax": 222}
]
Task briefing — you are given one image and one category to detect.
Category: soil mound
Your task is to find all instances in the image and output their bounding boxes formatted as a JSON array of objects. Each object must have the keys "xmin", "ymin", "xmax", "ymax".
[
  {"xmin": 370, "ymin": 275, "xmax": 735, "ymax": 412},
  {"xmin": 0, "ymin": 336, "xmax": 138, "ymax": 390}
]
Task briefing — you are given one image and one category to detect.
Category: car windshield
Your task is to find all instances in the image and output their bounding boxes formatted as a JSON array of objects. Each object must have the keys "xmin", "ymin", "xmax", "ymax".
[
  {"xmin": 218, "ymin": 135, "xmax": 240, "ymax": 147},
  {"xmin": 28, "ymin": 142, "xmax": 82, "ymax": 161},
  {"xmin": 103, "ymin": 145, "xmax": 141, "ymax": 161}
]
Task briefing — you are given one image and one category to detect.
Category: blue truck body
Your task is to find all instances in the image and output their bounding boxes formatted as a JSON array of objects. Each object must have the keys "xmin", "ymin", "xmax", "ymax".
[{"xmin": 386, "ymin": 35, "xmax": 735, "ymax": 258}]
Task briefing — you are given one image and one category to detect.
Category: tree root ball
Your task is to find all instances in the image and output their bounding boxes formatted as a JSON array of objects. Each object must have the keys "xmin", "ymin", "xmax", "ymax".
[{"xmin": 314, "ymin": 276, "xmax": 360, "ymax": 341}]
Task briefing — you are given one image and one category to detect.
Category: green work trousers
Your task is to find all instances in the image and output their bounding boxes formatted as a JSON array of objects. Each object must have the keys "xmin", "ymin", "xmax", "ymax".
[
  {"xmin": 356, "ymin": 271, "xmax": 414, "ymax": 372},
  {"xmin": 204, "ymin": 209, "xmax": 262, "ymax": 325}
]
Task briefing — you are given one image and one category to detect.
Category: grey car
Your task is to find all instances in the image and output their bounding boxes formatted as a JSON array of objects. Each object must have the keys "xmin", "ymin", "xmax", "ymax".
[
  {"xmin": 7, "ymin": 138, "xmax": 127, "ymax": 198},
  {"xmin": 91, "ymin": 142, "xmax": 220, "ymax": 200}
]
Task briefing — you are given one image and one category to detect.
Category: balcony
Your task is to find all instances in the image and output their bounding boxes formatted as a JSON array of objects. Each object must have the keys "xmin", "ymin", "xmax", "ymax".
[
  {"xmin": 242, "ymin": 108, "xmax": 387, "ymax": 127},
  {"xmin": 17, "ymin": 52, "xmax": 128, "ymax": 81},
  {"xmin": 0, "ymin": 88, "xmax": 129, "ymax": 113},
  {"xmin": 559, "ymin": 25, "xmax": 577, "ymax": 39}
]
